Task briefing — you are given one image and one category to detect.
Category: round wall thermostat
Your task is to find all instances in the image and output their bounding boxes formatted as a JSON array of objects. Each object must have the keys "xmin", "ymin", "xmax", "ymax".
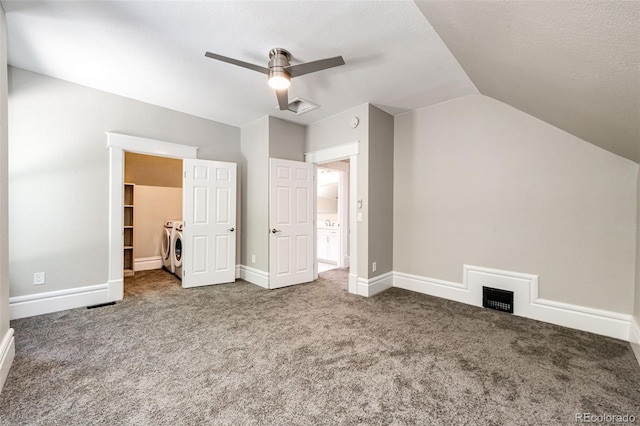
[{"xmin": 349, "ymin": 117, "xmax": 359, "ymax": 128}]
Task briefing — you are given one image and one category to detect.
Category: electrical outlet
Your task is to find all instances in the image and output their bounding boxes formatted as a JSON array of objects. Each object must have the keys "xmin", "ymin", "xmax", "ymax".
[
  {"xmin": 372, "ymin": 262, "xmax": 377, "ymax": 272},
  {"xmin": 251, "ymin": 254, "xmax": 256, "ymax": 264},
  {"xmin": 34, "ymin": 272, "xmax": 46, "ymax": 285}
]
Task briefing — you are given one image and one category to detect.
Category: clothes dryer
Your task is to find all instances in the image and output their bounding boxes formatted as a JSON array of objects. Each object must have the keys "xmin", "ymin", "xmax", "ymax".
[
  {"xmin": 161, "ymin": 220, "xmax": 174, "ymax": 272},
  {"xmin": 172, "ymin": 222, "xmax": 183, "ymax": 280},
  {"xmin": 161, "ymin": 219, "xmax": 181, "ymax": 273}
]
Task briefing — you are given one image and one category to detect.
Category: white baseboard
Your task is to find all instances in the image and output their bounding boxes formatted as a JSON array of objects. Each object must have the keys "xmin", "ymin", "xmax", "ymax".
[
  {"xmin": 108, "ymin": 279, "xmax": 123, "ymax": 302},
  {"xmin": 238, "ymin": 265, "xmax": 269, "ymax": 289},
  {"xmin": 348, "ymin": 273, "xmax": 358, "ymax": 294},
  {"xmin": 394, "ymin": 271, "xmax": 467, "ymax": 303},
  {"xmin": 392, "ymin": 265, "xmax": 632, "ymax": 342},
  {"xmin": 358, "ymin": 271, "xmax": 393, "ymax": 297},
  {"xmin": 630, "ymin": 317, "xmax": 640, "ymax": 366},
  {"xmin": 134, "ymin": 256, "xmax": 163, "ymax": 271},
  {"xmin": 9, "ymin": 282, "xmax": 113, "ymax": 320},
  {"xmin": 0, "ymin": 328, "xmax": 15, "ymax": 393},
  {"xmin": 235, "ymin": 264, "xmax": 241, "ymax": 279}
]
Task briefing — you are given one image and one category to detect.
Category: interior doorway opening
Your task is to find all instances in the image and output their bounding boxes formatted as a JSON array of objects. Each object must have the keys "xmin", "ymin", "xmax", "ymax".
[
  {"xmin": 305, "ymin": 141, "xmax": 359, "ymax": 294},
  {"xmin": 122, "ymin": 152, "xmax": 183, "ymax": 295},
  {"xmin": 107, "ymin": 132, "xmax": 198, "ymax": 302},
  {"xmin": 316, "ymin": 160, "xmax": 349, "ymax": 276}
]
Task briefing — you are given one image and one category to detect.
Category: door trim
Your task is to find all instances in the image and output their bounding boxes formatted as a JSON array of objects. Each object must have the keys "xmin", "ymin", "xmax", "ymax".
[
  {"xmin": 106, "ymin": 132, "xmax": 198, "ymax": 301},
  {"xmin": 304, "ymin": 141, "xmax": 359, "ymax": 294}
]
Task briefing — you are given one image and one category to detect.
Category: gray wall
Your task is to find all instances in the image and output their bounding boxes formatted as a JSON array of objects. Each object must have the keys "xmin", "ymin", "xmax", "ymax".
[
  {"xmin": 306, "ymin": 104, "xmax": 369, "ymax": 278},
  {"xmin": 268, "ymin": 117, "xmax": 305, "ymax": 162},
  {"xmin": 240, "ymin": 117, "xmax": 269, "ymax": 271},
  {"xmin": 367, "ymin": 105, "xmax": 394, "ymax": 278},
  {"xmin": 305, "ymin": 103, "xmax": 394, "ymax": 280},
  {"xmin": 239, "ymin": 116, "xmax": 305, "ymax": 273},
  {"xmin": 394, "ymin": 94, "xmax": 637, "ymax": 314},
  {"xmin": 0, "ymin": 4, "xmax": 11, "ymax": 383},
  {"xmin": 8, "ymin": 67, "xmax": 241, "ymax": 297},
  {"xmin": 306, "ymin": 104, "xmax": 369, "ymax": 153}
]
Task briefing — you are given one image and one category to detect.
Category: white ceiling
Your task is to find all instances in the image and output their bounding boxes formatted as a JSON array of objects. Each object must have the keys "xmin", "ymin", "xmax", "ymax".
[
  {"xmin": 4, "ymin": 1, "xmax": 638, "ymax": 163},
  {"xmin": 1, "ymin": 0, "xmax": 477, "ymax": 127},
  {"xmin": 416, "ymin": 1, "xmax": 640, "ymax": 163}
]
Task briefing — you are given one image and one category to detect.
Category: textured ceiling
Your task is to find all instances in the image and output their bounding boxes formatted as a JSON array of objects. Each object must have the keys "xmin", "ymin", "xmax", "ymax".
[
  {"xmin": 416, "ymin": 1, "xmax": 640, "ymax": 163},
  {"xmin": 1, "ymin": 0, "xmax": 477, "ymax": 127}
]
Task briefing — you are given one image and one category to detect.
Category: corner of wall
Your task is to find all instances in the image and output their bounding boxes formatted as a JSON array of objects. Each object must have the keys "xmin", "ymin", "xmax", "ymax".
[
  {"xmin": 0, "ymin": 2, "xmax": 14, "ymax": 392},
  {"xmin": 633, "ymin": 166, "xmax": 640, "ymax": 366}
]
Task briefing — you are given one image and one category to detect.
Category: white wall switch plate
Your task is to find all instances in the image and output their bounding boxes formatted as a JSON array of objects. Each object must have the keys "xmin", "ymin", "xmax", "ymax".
[
  {"xmin": 372, "ymin": 262, "xmax": 377, "ymax": 272},
  {"xmin": 251, "ymin": 254, "xmax": 256, "ymax": 263}
]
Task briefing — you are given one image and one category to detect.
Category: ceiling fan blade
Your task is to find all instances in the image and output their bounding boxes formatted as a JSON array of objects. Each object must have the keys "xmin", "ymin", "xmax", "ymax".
[
  {"xmin": 276, "ymin": 88, "xmax": 289, "ymax": 111},
  {"xmin": 285, "ymin": 56, "xmax": 345, "ymax": 78},
  {"xmin": 205, "ymin": 52, "xmax": 269, "ymax": 74}
]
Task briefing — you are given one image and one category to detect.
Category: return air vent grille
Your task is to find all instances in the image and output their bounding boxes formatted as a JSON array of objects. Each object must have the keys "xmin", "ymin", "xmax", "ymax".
[
  {"xmin": 482, "ymin": 287, "xmax": 514, "ymax": 313},
  {"xmin": 286, "ymin": 97, "xmax": 319, "ymax": 115}
]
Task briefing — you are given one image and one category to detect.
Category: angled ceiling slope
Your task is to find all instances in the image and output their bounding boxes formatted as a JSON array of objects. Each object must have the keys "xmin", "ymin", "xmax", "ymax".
[
  {"xmin": 416, "ymin": 1, "xmax": 640, "ymax": 163},
  {"xmin": 2, "ymin": 1, "xmax": 476, "ymax": 127}
]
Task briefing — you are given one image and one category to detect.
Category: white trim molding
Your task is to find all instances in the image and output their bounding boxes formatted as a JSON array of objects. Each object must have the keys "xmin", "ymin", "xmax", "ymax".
[
  {"xmin": 394, "ymin": 271, "xmax": 467, "ymax": 304},
  {"xmin": 357, "ymin": 271, "xmax": 393, "ymax": 297},
  {"xmin": 304, "ymin": 141, "xmax": 359, "ymax": 164},
  {"xmin": 134, "ymin": 256, "xmax": 163, "ymax": 272},
  {"xmin": 9, "ymin": 282, "xmax": 115, "ymax": 320},
  {"xmin": 0, "ymin": 328, "xmax": 15, "ymax": 393},
  {"xmin": 391, "ymin": 265, "xmax": 632, "ymax": 341},
  {"xmin": 106, "ymin": 132, "xmax": 199, "ymax": 159},
  {"xmin": 107, "ymin": 132, "xmax": 199, "ymax": 302},
  {"xmin": 305, "ymin": 141, "xmax": 359, "ymax": 296},
  {"xmin": 630, "ymin": 317, "xmax": 640, "ymax": 366},
  {"xmin": 238, "ymin": 265, "xmax": 269, "ymax": 289}
]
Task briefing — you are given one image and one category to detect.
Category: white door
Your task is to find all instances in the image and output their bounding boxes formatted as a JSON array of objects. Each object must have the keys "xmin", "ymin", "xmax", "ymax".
[
  {"xmin": 182, "ymin": 159, "xmax": 237, "ymax": 288},
  {"xmin": 269, "ymin": 158, "xmax": 315, "ymax": 289}
]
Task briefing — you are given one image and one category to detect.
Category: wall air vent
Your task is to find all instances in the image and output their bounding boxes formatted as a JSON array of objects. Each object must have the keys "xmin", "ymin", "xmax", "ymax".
[
  {"xmin": 285, "ymin": 97, "xmax": 319, "ymax": 115},
  {"xmin": 482, "ymin": 287, "xmax": 514, "ymax": 313}
]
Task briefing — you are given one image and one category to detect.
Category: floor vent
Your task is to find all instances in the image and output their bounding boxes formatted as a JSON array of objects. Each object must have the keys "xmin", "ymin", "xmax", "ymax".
[
  {"xmin": 482, "ymin": 287, "xmax": 513, "ymax": 313},
  {"xmin": 87, "ymin": 302, "xmax": 116, "ymax": 310}
]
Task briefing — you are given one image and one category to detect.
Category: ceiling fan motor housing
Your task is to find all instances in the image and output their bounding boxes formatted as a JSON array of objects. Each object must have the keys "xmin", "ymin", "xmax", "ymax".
[{"xmin": 268, "ymin": 48, "xmax": 292, "ymax": 81}]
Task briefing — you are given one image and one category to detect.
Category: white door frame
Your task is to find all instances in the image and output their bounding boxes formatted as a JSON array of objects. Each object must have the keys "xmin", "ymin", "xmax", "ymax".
[
  {"xmin": 305, "ymin": 142, "xmax": 359, "ymax": 294},
  {"xmin": 106, "ymin": 132, "xmax": 198, "ymax": 301}
]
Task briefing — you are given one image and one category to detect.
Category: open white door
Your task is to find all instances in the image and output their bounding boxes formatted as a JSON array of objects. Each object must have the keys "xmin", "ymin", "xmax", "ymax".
[
  {"xmin": 269, "ymin": 158, "xmax": 315, "ymax": 289},
  {"xmin": 182, "ymin": 159, "xmax": 236, "ymax": 288}
]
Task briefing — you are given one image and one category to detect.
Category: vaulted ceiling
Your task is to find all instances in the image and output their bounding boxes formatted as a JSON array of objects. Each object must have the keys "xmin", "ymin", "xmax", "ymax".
[
  {"xmin": 3, "ymin": 1, "xmax": 638, "ymax": 162},
  {"xmin": 415, "ymin": 1, "xmax": 640, "ymax": 162},
  {"xmin": 1, "ymin": 1, "xmax": 476, "ymax": 126}
]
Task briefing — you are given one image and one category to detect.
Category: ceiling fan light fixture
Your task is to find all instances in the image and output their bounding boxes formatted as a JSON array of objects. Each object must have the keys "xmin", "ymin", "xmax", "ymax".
[{"xmin": 268, "ymin": 69, "xmax": 290, "ymax": 90}]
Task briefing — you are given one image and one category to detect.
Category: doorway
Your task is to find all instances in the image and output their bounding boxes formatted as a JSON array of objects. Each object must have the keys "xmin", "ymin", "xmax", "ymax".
[
  {"xmin": 316, "ymin": 160, "xmax": 349, "ymax": 274},
  {"xmin": 107, "ymin": 133, "xmax": 197, "ymax": 302},
  {"xmin": 305, "ymin": 141, "xmax": 359, "ymax": 294},
  {"xmin": 123, "ymin": 152, "xmax": 183, "ymax": 293}
]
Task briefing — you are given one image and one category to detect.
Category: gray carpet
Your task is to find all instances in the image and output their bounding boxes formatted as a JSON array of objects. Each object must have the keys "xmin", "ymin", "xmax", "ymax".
[{"xmin": 0, "ymin": 269, "xmax": 638, "ymax": 425}]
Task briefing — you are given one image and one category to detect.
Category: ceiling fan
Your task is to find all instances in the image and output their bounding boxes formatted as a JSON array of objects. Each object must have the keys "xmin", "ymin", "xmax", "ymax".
[{"xmin": 205, "ymin": 48, "xmax": 345, "ymax": 112}]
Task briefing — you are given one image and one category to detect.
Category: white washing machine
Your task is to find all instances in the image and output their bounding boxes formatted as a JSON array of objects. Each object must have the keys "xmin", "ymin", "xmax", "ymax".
[
  {"xmin": 161, "ymin": 219, "xmax": 181, "ymax": 273},
  {"xmin": 172, "ymin": 222, "xmax": 183, "ymax": 280}
]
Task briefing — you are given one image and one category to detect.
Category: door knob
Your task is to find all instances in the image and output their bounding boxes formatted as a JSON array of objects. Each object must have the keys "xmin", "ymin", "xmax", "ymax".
[
  {"xmin": 271, "ymin": 228, "xmax": 281, "ymax": 234},
  {"xmin": 228, "ymin": 227, "xmax": 235, "ymax": 232}
]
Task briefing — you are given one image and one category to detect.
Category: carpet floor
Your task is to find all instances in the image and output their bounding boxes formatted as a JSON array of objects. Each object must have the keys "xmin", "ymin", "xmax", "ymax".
[{"xmin": 0, "ymin": 269, "xmax": 638, "ymax": 425}]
